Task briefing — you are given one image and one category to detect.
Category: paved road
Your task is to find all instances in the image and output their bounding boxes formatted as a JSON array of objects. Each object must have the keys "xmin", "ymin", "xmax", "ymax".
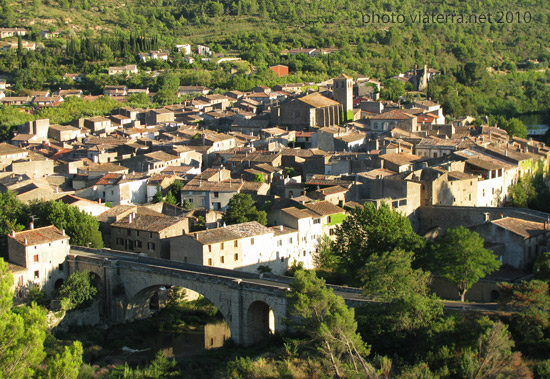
[{"xmin": 70, "ymin": 247, "xmax": 502, "ymax": 313}]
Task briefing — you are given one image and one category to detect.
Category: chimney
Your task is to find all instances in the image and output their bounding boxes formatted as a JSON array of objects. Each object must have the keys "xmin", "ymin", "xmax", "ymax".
[
  {"xmin": 219, "ymin": 169, "xmax": 222, "ymax": 182},
  {"xmin": 484, "ymin": 212, "xmax": 490, "ymax": 222},
  {"xmin": 194, "ymin": 232, "xmax": 198, "ymax": 239},
  {"xmin": 279, "ymin": 225, "xmax": 283, "ymax": 231},
  {"xmin": 24, "ymin": 237, "xmax": 28, "ymax": 245},
  {"xmin": 29, "ymin": 221, "xmax": 34, "ymax": 230},
  {"xmin": 62, "ymin": 229, "xmax": 65, "ymax": 236},
  {"xmin": 10, "ymin": 230, "xmax": 15, "ymax": 237},
  {"xmin": 129, "ymin": 214, "xmax": 133, "ymax": 223},
  {"xmin": 98, "ymin": 198, "xmax": 101, "ymax": 204}
]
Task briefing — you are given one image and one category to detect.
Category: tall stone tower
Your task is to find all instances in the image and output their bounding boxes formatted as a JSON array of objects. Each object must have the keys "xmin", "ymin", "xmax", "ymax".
[{"xmin": 333, "ymin": 74, "xmax": 353, "ymax": 121}]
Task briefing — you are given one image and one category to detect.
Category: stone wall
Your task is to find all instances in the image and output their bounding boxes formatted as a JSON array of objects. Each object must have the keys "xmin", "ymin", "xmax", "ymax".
[{"xmin": 417, "ymin": 206, "xmax": 549, "ymax": 235}]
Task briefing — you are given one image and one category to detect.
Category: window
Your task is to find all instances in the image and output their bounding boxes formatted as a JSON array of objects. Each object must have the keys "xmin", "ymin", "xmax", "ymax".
[
  {"xmin": 277, "ymin": 240, "xmax": 283, "ymax": 247},
  {"xmin": 329, "ymin": 228, "xmax": 335, "ymax": 236},
  {"xmin": 289, "ymin": 237, "xmax": 293, "ymax": 244},
  {"xmin": 234, "ymin": 240, "xmax": 238, "ymax": 247},
  {"xmin": 313, "ymin": 218, "xmax": 320, "ymax": 224},
  {"xmin": 34, "ymin": 270, "xmax": 39, "ymax": 279},
  {"xmin": 150, "ymin": 232, "xmax": 153, "ymax": 238},
  {"xmin": 214, "ymin": 192, "xmax": 219, "ymax": 198},
  {"xmin": 116, "ymin": 237, "xmax": 123, "ymax": 245},
  {"xmin": 327, "ymin": 216, "xmax": 332, "ymax": 223},
  {"xmin": 147, "ymin": 242, "xmax": 155, "ymax": 250},
  {"xmin": 251, "ymin": 238, "xmax": 254, "ymax": 245},
  {"xmin": 220, "ymin": 256, "xmax": 225, "ymax": 264},
  {"xmin": 58, "ymin": 263, "xmax": 64, "ymax": 271},
  {"xmin": 234, "ymin": 253, "xmax": 239, "ymax": 261},
  {"xmin": 208, "ymin": 258, "xmax": 212, "ymax": 266},
  {"xmin": 136, "ymin": 231, "xmax": 140, "ymax": 236},
  {"xmin": 208, "ymin": 245, "xmax": 212, "ymax": 252},
  {"xmin": 127, "ymin": 229, "xmax": 131, "ymax": 236},
  {"xmin": 183, "ymin": 257, "xmax": 188, "ymax": 263},
  {"xmin": 280, "ymin": 256, "xmax": 285, "ymax": 262},
  {"xmin": 221, "ymin": 242, "xmax": 224, "ymax": 250},
  {"xmin": 33, "ymin": 254, "xmax": 39, "ymax": 262},
  {"xmin": 303, "ymin": 251, "xmax": 306, "ymax": 256},
  {"xmin": 136, "ymin": 241, "xmax": 142, "ymax": 248}
]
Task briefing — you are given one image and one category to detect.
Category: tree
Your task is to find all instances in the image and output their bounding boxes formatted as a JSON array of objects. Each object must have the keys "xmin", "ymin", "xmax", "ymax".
[
  {"xmin": 533, "ymin": 252, "xmax": 550, "ymax": 281},
  {"xmin": 0, "ymin": 258, "xmax": 84, "ymax": 378},
  {"xmin": 507, "ymin": 176, "xmax": 536, "ymax": 208},
  {"xmin": 313, "ymin": 235, "xmax": 340, "ymax": 271},
  {"xmin": 287, "ymin": 270, "xmax": 373, "ymax": 378},
  {"xmin": 430, "ymin": 227, "xmax": 500, "ymax": 302},
  {"xmin": 253, "ymin": 173, "xmax": 265, "ymax": 183},
  {"xmin": 332, "ymin": 202, "xmax": 425, "ymax": 284},
  {"xmin": 222, "ymin": 194, "xmax": 267, "ymax": 226},
  {"xmin": 56, "ymin": 271, "xmax": 98, "ymax": 310},
  {"xmin": 498, "ymin": 280, "xmax": 550, "ymax": 342},
  {"xmin": 0, "ymin": 191, "xmax": 28, "ymax": 257},
  {"xmin": 152, "ymin": 184, "xmax": 164, "ymax": 203},
  {"xmin": 44, "ymin": 341, "xmax": 83, "ymax": 379},
  {"xmin": 31, "ymin": 201, "xmax": 103, "ymax": 249},
  {"xmin": 168, "ymin": 180, "xmax": 184, "ymax": 205},
  {"xmin": 460, "ymin": 321, "xmax": 531, "ymax": 379},
  {"xmin": 360, "ymin": 248, "xmax": 431, "ymax": 301},
  {"xmin": 165, "ymin": 191, "xmax": 177, "ymax": 205}
]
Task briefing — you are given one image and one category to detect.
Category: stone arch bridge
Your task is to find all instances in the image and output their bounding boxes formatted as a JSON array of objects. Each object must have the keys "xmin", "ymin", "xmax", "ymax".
[{"xmin": 67, "ymin": 247, "xmax": 368, "ymax": 346}]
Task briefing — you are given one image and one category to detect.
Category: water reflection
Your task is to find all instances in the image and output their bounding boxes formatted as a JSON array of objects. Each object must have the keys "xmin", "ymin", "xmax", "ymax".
[{"xmin": 120, "ymin": 320, "xmax": 231, "ymax": 363}]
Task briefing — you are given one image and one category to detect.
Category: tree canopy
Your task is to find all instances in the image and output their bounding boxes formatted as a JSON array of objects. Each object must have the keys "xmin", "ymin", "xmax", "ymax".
[
  {"xmin": 332, "ymin": 202, "xmax": 425, "ymax": 284},
  {"xmin": 222, "ymin": 193, "xmax": 267, "ymax": 226},
  {"xmin": 0, "ymin": 258, "xmax": 83, "ymax": 378},
  {"xmin": 287, "ymin": 269, "xmax": 372, "ymax": 377},
  {"xmin": 428, "ymin": 226, "xmax": 500, "ymax": 302}
]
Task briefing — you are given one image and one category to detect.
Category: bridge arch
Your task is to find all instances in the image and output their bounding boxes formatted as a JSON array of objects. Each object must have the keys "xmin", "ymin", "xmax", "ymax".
[{"xmin": 245, "ymin": 300, "xmax": 275, "ymax": 345}]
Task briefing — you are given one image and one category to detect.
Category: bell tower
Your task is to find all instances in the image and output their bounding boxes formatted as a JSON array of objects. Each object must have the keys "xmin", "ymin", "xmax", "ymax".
[{"xmin": 333, "ymin": 74, "xmax": 353, "ymax": 121}]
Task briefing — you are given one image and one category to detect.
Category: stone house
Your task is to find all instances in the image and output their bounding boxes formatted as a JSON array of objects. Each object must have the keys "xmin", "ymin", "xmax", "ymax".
[
  {"xmin": 108, "ymin": 65, "xmax": 138, "ymax": 76},
  {"xmin": 7, "ymin": 225, "xmax": 70, "ymax": 296},
  {"xmin": 84, "ymin": 116, "xmax": 113, "ymax": 135},
  {"xmin": 469, "ymin": 217, "xmax": 550, "ymax": 270},
  {"xmin": 110, "ymin": 213, "xmax": 189, "ymax": 259},
  {"xmin": 369, "ymin": 110, "xmax": 418, "ymax": 133}
]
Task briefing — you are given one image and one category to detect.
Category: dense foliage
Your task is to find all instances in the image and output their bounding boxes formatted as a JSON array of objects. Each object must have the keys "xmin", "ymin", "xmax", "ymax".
[
  {"xmin": 424, "ymin": 226, "xmax": 501, "ymax": 302},
  {"xmin": 0, "ymin": 258, "xmax": 83, "ymax": 378},
  {"xmin": 0, "ymin": 192, "xmax": 104, "ymax": 259},
  {"xmin": 222, "ymin": 193, "xmax": 267, "ymax": 225},
  {"xmin": 56, "ymin": 270, "xmax": 98, "ymax": 310}
]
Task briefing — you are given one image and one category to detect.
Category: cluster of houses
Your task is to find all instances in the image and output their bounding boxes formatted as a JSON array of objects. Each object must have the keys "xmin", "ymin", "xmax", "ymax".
[{"xmin": 2, "ymin": 70, "xmax": 550, "ymax": 302}]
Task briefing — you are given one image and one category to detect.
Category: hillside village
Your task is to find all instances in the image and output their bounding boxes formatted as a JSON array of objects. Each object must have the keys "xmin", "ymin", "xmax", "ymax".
[{"xmin": 1, "ymin": 41, "xmax": 550, "ymax": 303}]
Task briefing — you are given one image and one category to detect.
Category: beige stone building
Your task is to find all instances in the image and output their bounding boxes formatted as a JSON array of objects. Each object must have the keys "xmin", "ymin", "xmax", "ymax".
[
  {"xmin": 7, "ymin": 225, "xmax": 70, "ymax": 296},
  {"xmin": 110, "ymin": 213, "xmax": 189, "ymax": 259}
]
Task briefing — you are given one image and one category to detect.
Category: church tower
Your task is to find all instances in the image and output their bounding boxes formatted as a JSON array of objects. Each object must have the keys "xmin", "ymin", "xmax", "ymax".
[{"xmin": 333, "ymin": 74, "xmax": 353, "ymax": 121}]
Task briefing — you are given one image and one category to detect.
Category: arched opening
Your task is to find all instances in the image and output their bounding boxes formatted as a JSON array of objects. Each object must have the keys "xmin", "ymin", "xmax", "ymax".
[
  {"xmin": 490, "ymin": 290, "xmax": 500, "ymax": 301},
  {"xmin": 54, "ymin": 278, "xmax": 64, "ymax": 290},
  {"xmin": 123, "ymin": 285, "xmax": 231, "ymax": 358},
  {"xmin": 246, "ymin": 301, "xmax": 275, "ymax": 345},
  {"xmin": 89, "ymin": 272, "xmax": 102, "ymax": 291}
]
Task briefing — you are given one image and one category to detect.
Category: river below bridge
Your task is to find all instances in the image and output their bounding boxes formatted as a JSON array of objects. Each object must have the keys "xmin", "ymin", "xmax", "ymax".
[{"xmin": 96, "ymin": 319, "xmax": 231, "ymax": 367}]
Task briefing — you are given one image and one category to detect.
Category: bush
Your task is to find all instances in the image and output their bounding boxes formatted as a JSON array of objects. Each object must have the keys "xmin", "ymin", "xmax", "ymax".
[{"xmin": 57, "ymin": 271, "xmax": 97, "ymax": 310}]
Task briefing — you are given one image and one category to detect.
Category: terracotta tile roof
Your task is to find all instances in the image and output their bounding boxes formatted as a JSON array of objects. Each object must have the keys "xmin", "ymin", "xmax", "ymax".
[
  {"xmin": 9, "ymin": 225, "xmax": 69, "ymax": 246},
  {"xmin": 491, "ymin": 217, "xmax": 548, "ymax": 239},
  {"xmin": 271, "ymin": 225, "xmax": 298, "ymax": 236},
  {"xmin": 318, "ymin": 185, "xmax": 348, "ymax": 195},
  {"xmin": 380, "ymin": 152, "xmax": 423, "ymax": 166},
  {"xmin": 303, "ymin": 201, "xmax": 345, "ymax": 216},
  {"xmin": 192, "ymin": 221, "xmax": 272, "ymax": 244},
  {"xmin": 298, "ymin": 92, "xmax": 340, "ymax": 108},
  {"xmin": 111, "ymin": 214, "xmax": 183, "ymax": 232},
  {"xmin": 370, "ymin": 110, "xmax": 415, "ymax": 120},
  {"xmin": 183, "ymin": 179, "xmax": 242, "ymax": 192},
  {"xmin": 281, "ymin": 207, "xmax": 319, "ymax": 219}
]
